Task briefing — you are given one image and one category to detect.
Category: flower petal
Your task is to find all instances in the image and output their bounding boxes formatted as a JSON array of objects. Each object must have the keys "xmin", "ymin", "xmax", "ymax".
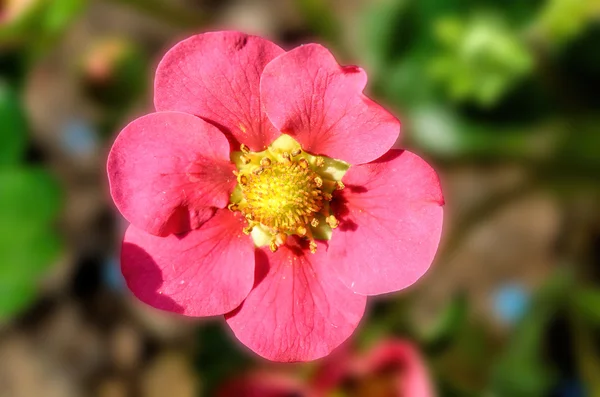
[
  {"xmin": 154, "ymin": 31, "xmax": 284, "ymax": 151},
  {"xmin": 226, "ymin": 238, "xmax": 366, "ymax": 362},
  {"xmin": 312, "ymin": 340, "xmax": 435, "ymax": 397},
  {"xmin": 217, "ymin": 371, "xmax": 312, "ymax": 397},
  {"xmin": 108, "ymin": 111, "xmax": 236, "ymax": 236},
  {"xmin": 329, "ymin": 150, "xmax": 444, "ymax": 295},
  {"xmin": 121, "ymin": 210, "xmax": 255, "ymax": 316},
  {"xmin": 363, "ymin": 340, "xmax": 436, "ymax": 397},
  {"xmin": 260, "ymin": 44, "xmax": 400, "ymax": 165}
]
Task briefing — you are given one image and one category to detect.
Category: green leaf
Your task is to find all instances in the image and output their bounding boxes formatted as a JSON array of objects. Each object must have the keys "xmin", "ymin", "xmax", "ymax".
[
  {"xmin": 0, "ymin": 168, "xmax": 63, "ymax": 321},
  {"xmin": 295, "ymin": 0, "xmax": 341, "ymax": 48},
  {"xmin": 42, "ymin": 0, "xmax": 87, "ymax": 36},
  {"xmin": 0, "ymin": 81, "xmax": 27, "ymax": 166},
  {"xmin": 489, "ymin": 269, "xmax": 573, "ymax": 396},
  {"xmin": 427, "ymin": 14, "xmax": 534, "ymax": 107},
  {"xmin": 0, "ymin": 282, "xmax": 37, "ymax": 320},
  {"xmin": 573, "ymin": 288, "xmax": 600, "ymax": 326},
  {"xmin": 422, "ymin": 294, "xmax": 468, "ymax": 353},
  {"xmin": 0, "ymin": 228, "xmax": 62, "ymax": 281},
  {"xmin": 0, "ymin": 167, "xmax": 62, "ymax": 229},
  {"xmin": 361, "ymin": 0, "xmax": 416, "ymax": 70},
  {"xmin": 409, "ymin": 104, "xmax": 562, "ymax": 160}
]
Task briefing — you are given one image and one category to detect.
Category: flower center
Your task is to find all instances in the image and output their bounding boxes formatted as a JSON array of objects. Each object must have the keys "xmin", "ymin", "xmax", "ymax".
[
  {"xmin": 241, "ymin": 160, "xmax": 324, "ymax": 232},
  {"xmin": 228, "ymin": 135, "xmax": 349, "ymax": 253}
]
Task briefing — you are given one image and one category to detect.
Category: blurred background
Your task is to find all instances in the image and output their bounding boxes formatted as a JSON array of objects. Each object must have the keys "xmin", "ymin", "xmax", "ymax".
[{"xmin": 1, "ymin": 0, "xmax": 599, "ymax": 396}]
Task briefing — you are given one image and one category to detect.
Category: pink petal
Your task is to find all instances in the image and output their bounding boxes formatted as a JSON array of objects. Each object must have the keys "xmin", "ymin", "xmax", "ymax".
[
  {"xmin": 260, "ymin": 44, "xmax": 400, "ymax": 165},
  {"xmin": 362, "ymin": 340, "xmax": 436, "ymax": 397},
  {"xmin": 217, "ymin": 371, "xmax": 313, "ymax": 397},
  {"xmin": 121, "ymin": 209, "xmax": 255, "ymax": 316},
  {"xmin": 154, "ymin": 31, "xmax": 284, "ymax": 151},
  {"xmin": 329, "ymin": 150, "xmax": 444, "ymax": 295},
  {"xmin": 311, "ymin": 345, "xmax": 356, "ymax": 394},
  {"xmin": 226, "ymin": 238, "xmax": 366, "ymax": 362},
  {"xmin": 311, "ymin": 339, "xmax": 435, "ymax": 397},
  {"xmin": 107, "ymin": 111, "xmax": 236, "ymax": 236}
]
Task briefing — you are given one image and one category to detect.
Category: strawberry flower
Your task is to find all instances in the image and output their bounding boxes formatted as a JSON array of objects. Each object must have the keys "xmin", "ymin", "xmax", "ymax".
[
  {"xmin": 107, "ymin": 31, "xmax": 444, "ymax": 362},
  {"xmin": 217, "ymin": 339, "xmax": 435, "ymax": 396},
  {"xmin": 313, "ymin": 339, "xmax": 436, "ymax": 397}
]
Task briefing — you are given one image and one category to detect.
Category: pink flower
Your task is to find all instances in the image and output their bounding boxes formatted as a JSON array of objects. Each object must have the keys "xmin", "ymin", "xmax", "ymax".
[
  {"xmin": 107, "ymin": 31, "xmax": 444, "ymax": 362},
  {"xmin": 217, "ymin": 370, "xmax": 314, "ymax": 397},
  {"xmin": 217, "ymin": 339, "xmax": 435, "ymax": 397},
  {"xmin": 313, "ymin": 340, "xmax": 436, "ymax": 397}
]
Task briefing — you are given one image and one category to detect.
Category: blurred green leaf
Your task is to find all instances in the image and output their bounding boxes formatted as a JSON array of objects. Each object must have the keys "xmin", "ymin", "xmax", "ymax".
[
  {"xmin": 195, "ymin": 323, "xmax": 254, "ymax": 395},
  {"xmin": 1, "ymin": 0, "xmax": 86, "ymax": 56},
  {"xmin": 573, "ymin": 288, "xmax": 600, "ymax": 326},
  {"xmin": 42, "ymin": 0, "xmax": 87, "ymax": 36},
  {"xmin": 428, "ymin": 14, "xmax": 534, "ymax": 107},
  {"xmin": 0, "ymin": 81, "xmax": 27, "ymax": 166},
  {"xmin": 362, "ymin": 0, "xmax": 416, "ymax": 71},
  {"xmin": 532, "ymin": 0, "xmax": 598, "ymax": 47},
  {"xmin": 409, "ymin": 105, "xmax": 561, "ymax": 160},
  {"xmin": 489, "ymin": 269, "xmax": 573, "ymax": 396},
  {"xmin": 0, "ymin": 0, "xmax": 45, "ymax": 43},
  {"xmin": 0, "ymin": 228, "xmax": 62, "ymax": 281},
  {"xmin": 295, "ymin": 0, "xmax": 341, "ymax": 48},
  {"xmin": 422, "ymin": 294, "xmax": 468, "ymax": 353},
  {"xmin": 0, "ymin": 282, "xmax": 37, "ymax": 320},
  {"xmin": 0, "ymin": 167, "xmax": 62, "ymax": 320},
  {"xmin": 0, "ymin": 167, "xmax": 62, "ymax": 228},
  {"xmin": 555, "ymin": 118, "xmax": 600, "ymax": 171}
]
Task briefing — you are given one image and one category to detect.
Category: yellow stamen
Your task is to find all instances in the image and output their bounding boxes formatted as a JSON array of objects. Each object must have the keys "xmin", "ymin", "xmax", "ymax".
[
  {"xmin": 326, "ymin": 215, "xmax": 339, "ymax": 229},
  {"xmin": 228, "ymin": 135, "xmax": 350, "ymax": 254}
]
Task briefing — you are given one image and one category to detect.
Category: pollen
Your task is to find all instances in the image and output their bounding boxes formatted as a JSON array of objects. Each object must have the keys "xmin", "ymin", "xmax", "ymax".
[
  {"xmin": 228, "ymin": 134, "xmax": 350, "ymax": 253},
  {"xmin": 241, "ymin": 161, "xmax": 324, "ymax": 233}
]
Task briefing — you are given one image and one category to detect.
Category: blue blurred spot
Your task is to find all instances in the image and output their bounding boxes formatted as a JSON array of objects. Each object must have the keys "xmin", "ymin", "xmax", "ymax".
[
  {"xmin": 493, "ymin": 283, "xmax": 531, "ymax": 325},
  {"xmin": 61, "ymin": 118, "xmax": 99, "ymax": 156},
  {"xmin": 103, "ymin": 255, "xmax": 125, "ymax": 292},
  {"xmin": 556, "ymin": 379, "xmax": 587, "ymax": 397}
]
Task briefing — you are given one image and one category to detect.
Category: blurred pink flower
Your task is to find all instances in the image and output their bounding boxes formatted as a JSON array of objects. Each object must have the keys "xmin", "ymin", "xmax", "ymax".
[
  {"xmin": 218, "ymin": 339, "xmax": 435, "ymax": 397},
  {"xmin": 218, "ymin": 370, "xmax": 313, "ymax": 397},
  {"xmin": 313, "ymin": 340, "xmax": 436, "ymax": 397},
  {"xmin": 107, "ymin": 31, "xmax": 444, "ymax": 362}
]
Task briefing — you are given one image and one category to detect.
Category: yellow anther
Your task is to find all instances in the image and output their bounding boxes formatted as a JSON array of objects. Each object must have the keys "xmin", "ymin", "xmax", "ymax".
[
  {"xmin": 336, "ymin": 181, "xmax": 345, "ymax": 190},
  {"xmin": 326, "ymin": 215, "xmax": 339, "ymax": 228},
  {"xmin": 275, "ymin": 232, "xmax": 287, "ymax": 246},
  {"xmin": 240, "ymin": 155, "xmax": 251, "ymax": 165},
  {"xmin": 298, "ymin": 158, "xmax": 309, "ymax": 169},
  {"xmin": 229, "ymin": 137, "xmax": 348, "ymax": 253}
]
